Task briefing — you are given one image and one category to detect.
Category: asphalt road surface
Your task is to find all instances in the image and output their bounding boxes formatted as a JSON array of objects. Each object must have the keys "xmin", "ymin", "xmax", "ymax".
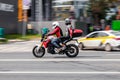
[{"xmin": 0, "ymin": 40, "xmax": 120, "ymax": 80}]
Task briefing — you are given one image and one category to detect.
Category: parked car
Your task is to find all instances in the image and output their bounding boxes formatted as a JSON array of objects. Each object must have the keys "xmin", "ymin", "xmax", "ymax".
[{"xmin": 78, "ymin": 30, "xmax": 120, "ymax": 51}]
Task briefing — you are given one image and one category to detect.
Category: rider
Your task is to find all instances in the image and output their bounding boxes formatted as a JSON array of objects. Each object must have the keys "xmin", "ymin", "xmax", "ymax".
[
  {"xmin": 47, "ymin": 21, "xmax": 63, "ymax": 49},
  {"xmin": 47, "ymin": 21, "xmax": 63, "ymax": 38}
]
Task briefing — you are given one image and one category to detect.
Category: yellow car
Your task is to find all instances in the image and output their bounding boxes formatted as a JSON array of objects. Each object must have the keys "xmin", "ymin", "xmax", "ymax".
[{"xmin": 78, "ymin": 30, "xmax": 120, "ymax": 51}]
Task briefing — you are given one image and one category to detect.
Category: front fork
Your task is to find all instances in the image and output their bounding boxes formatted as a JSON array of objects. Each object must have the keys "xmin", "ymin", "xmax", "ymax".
[{"xmin": 36, "ymin": 42, "xmax": 43, "ymax": 51}]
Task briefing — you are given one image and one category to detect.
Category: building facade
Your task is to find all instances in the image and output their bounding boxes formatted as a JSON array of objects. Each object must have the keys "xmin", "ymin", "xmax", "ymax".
[
  {"xmin": 30, "ymin": 0, "xmax": 89, "ymax": 21},
  {"xmin": 52, "ymin": 0, "xmax": 89, "ymax": 20},
  {"xmin": 29, "ymin": 0, "xmax": 89, "ymax": 34},
  {"xmin": 0, "ymin": 0, "xmax": 18, "ymax": 34},
  {"xmin": 0, "ymin": 0, "xmax": 89, "ymax": 34},
  {"xmin": 30, "ymin": 0, "xmax": 52, "ymax": 21}
]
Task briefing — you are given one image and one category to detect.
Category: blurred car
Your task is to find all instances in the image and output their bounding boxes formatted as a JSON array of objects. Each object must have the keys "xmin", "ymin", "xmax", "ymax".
[{"xmin": 78, "ymin": 30, "xmax": 120, "ymax": 51}]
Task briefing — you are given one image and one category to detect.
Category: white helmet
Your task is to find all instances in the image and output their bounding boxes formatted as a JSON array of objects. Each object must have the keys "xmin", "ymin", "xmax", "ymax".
[{"xmin": 52, "ymin": 21, "xmax": 59, "ymax": 29}]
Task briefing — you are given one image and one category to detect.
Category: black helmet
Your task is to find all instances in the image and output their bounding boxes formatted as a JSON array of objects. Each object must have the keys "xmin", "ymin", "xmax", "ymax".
[{"xmin": 65, "ymin": 18, "xmax": 71, "ymax": 25}]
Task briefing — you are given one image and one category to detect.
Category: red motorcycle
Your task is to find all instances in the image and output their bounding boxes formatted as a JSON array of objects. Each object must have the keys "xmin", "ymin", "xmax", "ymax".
[{"xmin": 32, "ymin": 35, "xmax": 79, "ymax": 58}]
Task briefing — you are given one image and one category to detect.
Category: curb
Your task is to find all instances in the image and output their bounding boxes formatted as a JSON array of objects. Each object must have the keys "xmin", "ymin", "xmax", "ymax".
[{"xmin": 7, "ymin": 39, "xmax": 29, "ymax": 44}]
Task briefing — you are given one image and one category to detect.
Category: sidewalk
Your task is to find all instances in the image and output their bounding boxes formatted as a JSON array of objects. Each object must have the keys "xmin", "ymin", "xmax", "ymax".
[
  {"xmin": 0, "ymin": 38, "xmax": 7, "ymax": 44},
  {"xmin": 8, "ymin": 38, "xmax": 40, "ymax": 43},
  {"xmin": 0, "ymin": 36, "xmax": 82, "ymax": 44},
  {"xmin": 0, "ymin": 39, "xmax": 37, "ymax": 53},
  {"xmin": 8, "ymin": 39, "xmax": 27, "ymax": 43},
  {"xmin": 0, "ymin": 38, "xmax": 34, "ymax": 44}
]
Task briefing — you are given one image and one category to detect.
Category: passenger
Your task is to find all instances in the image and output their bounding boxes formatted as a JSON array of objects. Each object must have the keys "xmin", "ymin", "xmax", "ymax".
[{"xmin": 59, "ymin": 18, "xmax": 73, "ymax": 43}]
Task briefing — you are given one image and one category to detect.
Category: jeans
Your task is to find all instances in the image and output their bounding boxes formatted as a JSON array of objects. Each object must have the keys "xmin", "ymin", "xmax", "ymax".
[
  {"xmin": 51, "ymin": 36, "xmax": 71, "ymax": 48},
  {"xmin": 51, "ymin": 38, "xmax": 61, "ymax": 48}
]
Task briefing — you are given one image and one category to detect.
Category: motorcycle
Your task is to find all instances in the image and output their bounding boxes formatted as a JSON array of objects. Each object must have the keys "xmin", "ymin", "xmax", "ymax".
[{"xmin": 32, "ymin": 35, "xmax": 79, "ymax": 58}]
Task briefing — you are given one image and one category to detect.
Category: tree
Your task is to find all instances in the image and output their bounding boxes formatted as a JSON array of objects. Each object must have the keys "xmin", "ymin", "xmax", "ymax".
[{"xmin": 89, "ymin": 0, "xmax": 118, "ymax": 25}]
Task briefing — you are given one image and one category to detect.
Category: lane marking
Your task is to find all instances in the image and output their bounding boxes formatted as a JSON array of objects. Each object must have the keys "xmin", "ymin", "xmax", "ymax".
[
  {"xmin": 107, "ymin": 54, "xmax": 120, "ymax": 56},
  {"xmin": 0, "ymin": 71, "xmax": 120, "ymax": 74},
  {"xmin": 0, "ymin": 59, "xmax": 120, "ymax": 62}
]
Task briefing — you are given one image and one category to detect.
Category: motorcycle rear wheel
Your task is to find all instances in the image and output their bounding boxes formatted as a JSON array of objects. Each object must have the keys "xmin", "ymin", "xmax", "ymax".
[
  {"xmin": 32, "ymin": 46, "xmax": 45, "ymax": 58},
  {"xmin": 65, "ymin": 44, "xmax": 79, "ymax": 58}
]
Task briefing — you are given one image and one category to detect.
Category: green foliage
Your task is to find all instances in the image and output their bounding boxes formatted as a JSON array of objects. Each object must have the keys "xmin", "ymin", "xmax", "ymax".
[
  {"xmin": 88, "ymin": 0, "xmax": 117, "ymax": 24},
  {"xmin": 112, "ymin": 20, "xmax": 120, "ymax": 30},
  {"xmin": 0, "ymin": 34, "xmax": 41, "ymax": 44},
  {"xmin": 0, "ymin": 38, "xmax": 7, "ymax": 44},
  {"xmin": 5, "ymin": 34, "xmax": 41, "ymax": 40}
]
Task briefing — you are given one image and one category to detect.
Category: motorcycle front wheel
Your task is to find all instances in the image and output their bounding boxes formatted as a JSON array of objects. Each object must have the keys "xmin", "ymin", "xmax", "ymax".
[
  {"xmin": 32, "ymin": 46, "xmax": 45, "ymax": 58},
  {"xmin": 65, "ymin": 44, "xmax": 79, "ymax": 58}
]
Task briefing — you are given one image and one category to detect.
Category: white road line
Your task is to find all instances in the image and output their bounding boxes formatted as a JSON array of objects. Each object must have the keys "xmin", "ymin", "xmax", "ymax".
[
  {"xmin": 0, "ymin": 59, "xmax": 120, "ymax": 62},
  {"xmin": 107, "ymin": 54, "xmax": 120, "ymax": 56},
  {"xmin": 0, "ymin": 71, "xmax": 120, "ymax": 74}
]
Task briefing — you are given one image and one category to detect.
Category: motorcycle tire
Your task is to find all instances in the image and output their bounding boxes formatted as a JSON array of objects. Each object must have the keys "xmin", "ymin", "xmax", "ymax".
[
  {"xmin": 32, "ymin": 46, "xmax": 45, "ymax": 58},
  {"xmin": 65, "ymin": 44, "xmax": 79, "ymax": 58}
]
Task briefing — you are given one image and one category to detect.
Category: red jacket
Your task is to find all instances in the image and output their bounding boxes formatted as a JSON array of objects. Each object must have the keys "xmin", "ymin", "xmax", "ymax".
[{"xmin": 48, "ymin": 26, "xmax": 63, "ymax": 38}]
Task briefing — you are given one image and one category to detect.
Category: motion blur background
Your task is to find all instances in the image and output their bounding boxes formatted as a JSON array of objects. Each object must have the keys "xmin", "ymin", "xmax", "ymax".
[{"xmin": 0, "ymin": 0, "xmax": 120, "ymax": 36}]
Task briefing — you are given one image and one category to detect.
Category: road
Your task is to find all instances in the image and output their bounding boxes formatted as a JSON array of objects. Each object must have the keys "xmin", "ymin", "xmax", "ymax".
[{"xmin": 0, "ymin": 40, "xmax": 120, "ymax": 80}]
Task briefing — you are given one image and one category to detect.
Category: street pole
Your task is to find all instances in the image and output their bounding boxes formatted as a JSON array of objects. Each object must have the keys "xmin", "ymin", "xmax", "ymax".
[
  {"xmin": 74, "ymin": 0, "xmax": 79, "ymax": 19},
  {"xmin": 22, "ymin": 10, "xmax": 28, "ymax": 37},
  {"xmin": 18, "ymin": 0, "xmax": 23, "ymax": 34},
  {"xmin": 45, "ymin": 0, "xmax": 49, "ymax": 21},
  {"xmin": 35, "ymin": 0, "xmax": 43, "ymax": 21},
  {"xmin": 35, "ymin": 0, "xmax": 43, "ymax": 34},
  {"xmin": 22, "ymin": 0, "xmax": 31, "ymax": 37}
]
